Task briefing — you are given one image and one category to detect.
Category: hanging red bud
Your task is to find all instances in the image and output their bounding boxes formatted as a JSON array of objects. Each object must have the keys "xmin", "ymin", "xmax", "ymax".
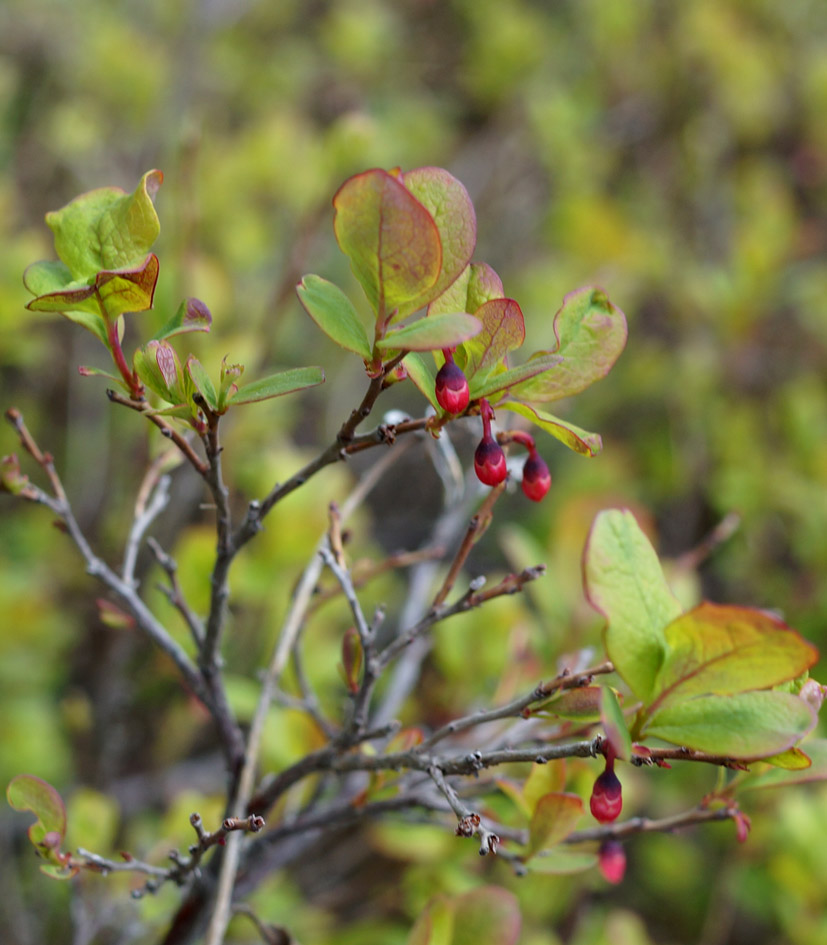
[
  {"xmin": 590, "ymin": 757, "xmax": 623, "ymax": 824},
  {"xmin": 474, "ymin": 436, "xmax": 508, "ymax": 486},
  {"xmin": 434, "ymin": 357, "xmax": 470, "ymax": 414},
  {"xmin": 521, "ymin": 450, "xmax": 551, "ymax": 502},
  {"xmin": 598, "ymin": 839, "xmax": 626, "ymax": 884}
]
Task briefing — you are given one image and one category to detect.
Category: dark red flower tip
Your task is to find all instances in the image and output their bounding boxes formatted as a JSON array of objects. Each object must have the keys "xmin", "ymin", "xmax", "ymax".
[
  {"xmin": 474, "ymin": 435, "xmax": 508, "ymax": 486},
  {"xmin": 521, "ymin": 451, "xmax": 551, "ymax": 502},
  {"xmin": 598, "ymin": 839, "xmax": 626, "ymax": 884},
  {"xmin": 590, "ymin": 767, "xmax": 623, "ymax": 824},
  {"xmin": 435, "ymin": 359, "xmax": 470, "ymax": 414}
]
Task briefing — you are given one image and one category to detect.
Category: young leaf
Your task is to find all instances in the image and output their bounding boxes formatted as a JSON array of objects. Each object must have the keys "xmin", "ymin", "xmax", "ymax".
[
  {"xmin": 402, "ymin": 352, "xmax": 439, "ymax": 409},
  {"xmin": 508, "ymin": 287, "xmax": 627, "ymax": 403},
  {"xmin": 525, "ymin": 793, "xmax": 584, "ymax": 859},
  {"xmin": 94, "ymin": 254, "xmax": 160, "ymax": 318},
  {"xmin": 601, "ymin": 686, "xmax": 632, "ymax": 761},
  {"xmin": 650, "ymin": 602, "xmax": 819, "ymax": 711},
  {"xmin": 153, "ymin": 297, "xmax": 212, "ymax": 341},
  {"xmin": 377, "ymin": 312, "xmax": 482, "ymax": 352},
  {"xmin": 521, "ymin": 758, "xmax": 567, "ymax": 812},
  {"xmin": 462, "ymin": 298, "xmax": 525, "ymax": 378},
  {"xmin": 7, "ymin": 775, "xmax": 67, "ymax": 859},
  {"xmin": 333, "ymin": 168, "xmax": 441, "ymax": 317},
  {"xmin": 186, "ymin": 356, "xmax": 218, "ymax": 412},
  {"xmin": 397, "ymin": 167, "xmax": 477, "ymax": 318},
  {"xmin": 47, "ymin": 169, "xmax": 163, "ymax": 280},
  {"xmin": 297, "ymin": 274, "xmax": 372, "ymax": 359},
  {"xmin": 644, "ymin": 691, "xmax": 816, "ymax": 758},
  {"xmin": 583, "ymin": 509, "xmax": 682, "ymax": 704},
  {"xmin": 740, "ymin": 739, "xmax": 827, "ymax": 790},
  {"xmin": 533, "ymin": 686, "xmax": 604, "ymax": 722},
  {"xmin": 26, "ymin": 254, "xmax": 160, "ymax": 321},
  {"xmin": 500, "ymin": 401, "xmax": 602, "ymax": 456},
  {"xmin": 229, "ymin": 366, "xmax": 324, "ymax": 405}
]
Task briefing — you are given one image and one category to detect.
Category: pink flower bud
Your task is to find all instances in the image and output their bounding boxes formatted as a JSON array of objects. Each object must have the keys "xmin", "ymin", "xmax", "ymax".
[
  {"xmin": 590, "ymin": 764, "xmax": 623, "ymax": 824},
  {"xmin": 474, "ymin": 436, "xmax": 508, "ymax": 486},
  {"xmin": 598, "ymin": 839, "xmax": 626, "ymax": 884},
  {"xmin": 435, "ymin": 360, "xmax": 470, "ymax": 414},
  {"xmin": 521, "ymin": 451, "xmax": 551, "ymax": 502}
]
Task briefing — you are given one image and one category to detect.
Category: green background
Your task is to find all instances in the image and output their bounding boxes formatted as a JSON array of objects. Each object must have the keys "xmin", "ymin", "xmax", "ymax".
[{"xmin": 2, "ymin": 1, "xmax": 827, "ymax": 943}]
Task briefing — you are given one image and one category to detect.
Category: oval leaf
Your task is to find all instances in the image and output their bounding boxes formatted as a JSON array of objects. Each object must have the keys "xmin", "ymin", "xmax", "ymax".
[
  {"xmin": 7, "ymin": 775, "xmax": 67, "ymax": 853},
  {"xmin": 601, "ymin": 686, "xmax": 632, "ymax": 761},
  {"xmin": 500, "ymin": 401, "xmax": 602, "ymax": 456},
  {"xmin": 398, "ymin": 167, "xmax": 477, "ymax": 319},
  {"xmin": 403, "ymin": 352, "xmax": 439, "ymax": 409},
  {"xmin": 333, "ymin": 168, "xmax": 441, "ymax": 317},
  {"xmin": 741, "ymin": 739, "xmax": 827, "ymax": 790},
  {"xmin": 462, "ymin": 298, "xmax": 525, "ymax": 379},
  {"xmin": 297, "ymin": 274, "xmax": 372, "ymax": 359},
  {"xmin": 525, "ymin": 792, "xmax": 584, "ymax": 859},
  {"xmin": 651, "ymin": 602, "xmax": 819, "ymax": 710},
  {"xmin": 377, "ymin": 312, "xmax": 482, "ymax": 352},
  {"xmin": 153, "ymin": 297, "xmax": 212, "ymax": 341},
  {"xmin": 583, "ymin": 509, "xmax": 681, "ymax": 704},
  {"xmin": 229, "ymin": 366, "xmax": 325, "ymax": 405},
  {"xmin": 644, "ymin": 691, "xmax": 816, "ymax": 758},
  {"xmin": 509, "ymin": 287, "xmax": 627, "ymax": 403}
]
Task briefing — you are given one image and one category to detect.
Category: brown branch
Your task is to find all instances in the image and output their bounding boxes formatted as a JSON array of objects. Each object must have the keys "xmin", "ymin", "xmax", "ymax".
[
  {"xmin": 105, "ymin": 390, "xmax": 209, "ymax": 476},
  {"xmin": 431, "ymin": 481, "xmax": 506, "ymax": 609}
]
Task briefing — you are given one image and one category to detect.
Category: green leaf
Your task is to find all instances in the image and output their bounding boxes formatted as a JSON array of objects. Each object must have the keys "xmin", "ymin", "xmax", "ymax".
[
  {"xmin": 403, "ymin": 352, "xmax": 439, "ymax": 409},
  {"xmin": 377, "ymin": 312, "xmax": 482, "ymax": 352},
  {"xmin": 7, "ymin": 774, "xmax": 66, "ymax": 858},
  {"xmin": 94, "ymin": 253, "xmax": 160, "ymax": 318},
  {"xmin": 741, "ymin": 739, "xmax": 827, "ymax": 790},
  {"xmin": 26, "ymin": 254, "xmax": 160, "ymax": 322},
  {"xmin": 644, "ymin": 691, "xmax": 816, "ymax": 758},
  {"xmin": 153, "ymin": 297, "xmax": 212, "ymax": 341},
  {"xmin": 533, "ymin": 686, "xmax": 604, "ymax": 721},
  {"xmin": 397, "ymin": 167, "xmax": 477, "ymax": 319},
  {"xmin": 134, "ymin": 340, "xmax": 182, "ymax": 403},
  {"xmin": 583, "ymin": 509, "xmax": 682, "ymax": 704},
  {"xmin": 601, "ymin": 686, "xmax": 632, "ymax": 761},
  {"xmin": 462, "ymin": 298, "xmax": 525, "ymax": 378},
  {"xmin": 651, "ymin": 602, "xmax": 819, "ymax": 710},
  {"xmin": 524, "ymin": 849, "xmax": 597, "ymax": 874},
  {"xmin": 333, "ymin": 168, "xmax": 441, "ymax": 317},
  {"xmin": 469, "ymin": 356, "xmax": 563, "ymax": 400},
  {"xmin": 508, "ymin": 287, "xmax": 627, "ymax": 403},
  {"xmin": 46, "ymin": 169, "xmax": 162, "ymax": 279},
  {"xmin": 229, "ymin": 366, "xmax": 325, "ymax": 405},
  {"xmin": 521, "ymin": 761, "xmax": 566, "ymax": 813},
  {"xmin": 297, "ymin": 274, "xmax": 372, "ymax": 359},
  {"xmin": 761, "ymin": 747, "xmax": 812, "ymax": 770},
  {"xmin": 186, "ymin": 356, "xmax": 218, "ymax": 412},
  {"xmin": 525, "ymin": 792, "xmax": 584, "ymax": 858},
  {"xmin": 500, "ymin": 401, "xmax": 602, "ymax": 455},
  {"xmin": 450, "ymin": 888, "xmax": 521, "ymax": 945}
]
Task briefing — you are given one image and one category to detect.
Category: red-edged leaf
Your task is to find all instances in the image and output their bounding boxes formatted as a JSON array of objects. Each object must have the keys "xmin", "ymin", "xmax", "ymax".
[
  {"xmin": 377, "ymin": 312, "xmax": 481, "ymax": 352},
  {"xmin": 651, "ymin": 602, "xmax": 819, "ymax": 710},
  {"xmin": 525, "ymin": 793, "xmax": 584, "ymax": 858},
  {"xmin": 463, "ymin": 298, "xmax": 525, "ymax": 379},
  {"xmin": 7, "ymin": 775, "xmax": 67, "ymax": 859},
  {"xmin": 509, "ymin": 287, "xmax": 627, "ymax": 403},
  {"xmin": 333, "ymin": 168, "xmax": 441, "ymax": 317},
  {"xmin": 398, "ymin": 167, "xmax": 476, "ymax": 318}
]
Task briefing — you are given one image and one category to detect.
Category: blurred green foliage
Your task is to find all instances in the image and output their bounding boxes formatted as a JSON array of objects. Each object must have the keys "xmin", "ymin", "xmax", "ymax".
[{"xmin": 2, "ymin": 0, "xmax": 827, "ymax": 943}]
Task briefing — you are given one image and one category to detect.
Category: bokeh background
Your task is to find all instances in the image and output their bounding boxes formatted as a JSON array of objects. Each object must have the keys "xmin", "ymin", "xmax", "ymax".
[{"xmin": 3, "ymin": 1, "xmax": 827, "ymax": 943}]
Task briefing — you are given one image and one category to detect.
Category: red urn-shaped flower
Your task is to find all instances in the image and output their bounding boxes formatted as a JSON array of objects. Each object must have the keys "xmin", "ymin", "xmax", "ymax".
[
  {"xmin": 521, "ymin": 450, "xmax": 551, "ymax": 502},
  {"xmin": 590, "ymin": 754, "xmax": 623, "ymax": 824},
  {"xmin": 598, "ymin": 839, "xmax": 626, "ymax": 884},
  {"xmin": 434, "ymin": 349, "xmax": 469, "ymax": 414},
  {"xmin": 474, "ymin": 436, "xmax": 508, "ymax": 486}
]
